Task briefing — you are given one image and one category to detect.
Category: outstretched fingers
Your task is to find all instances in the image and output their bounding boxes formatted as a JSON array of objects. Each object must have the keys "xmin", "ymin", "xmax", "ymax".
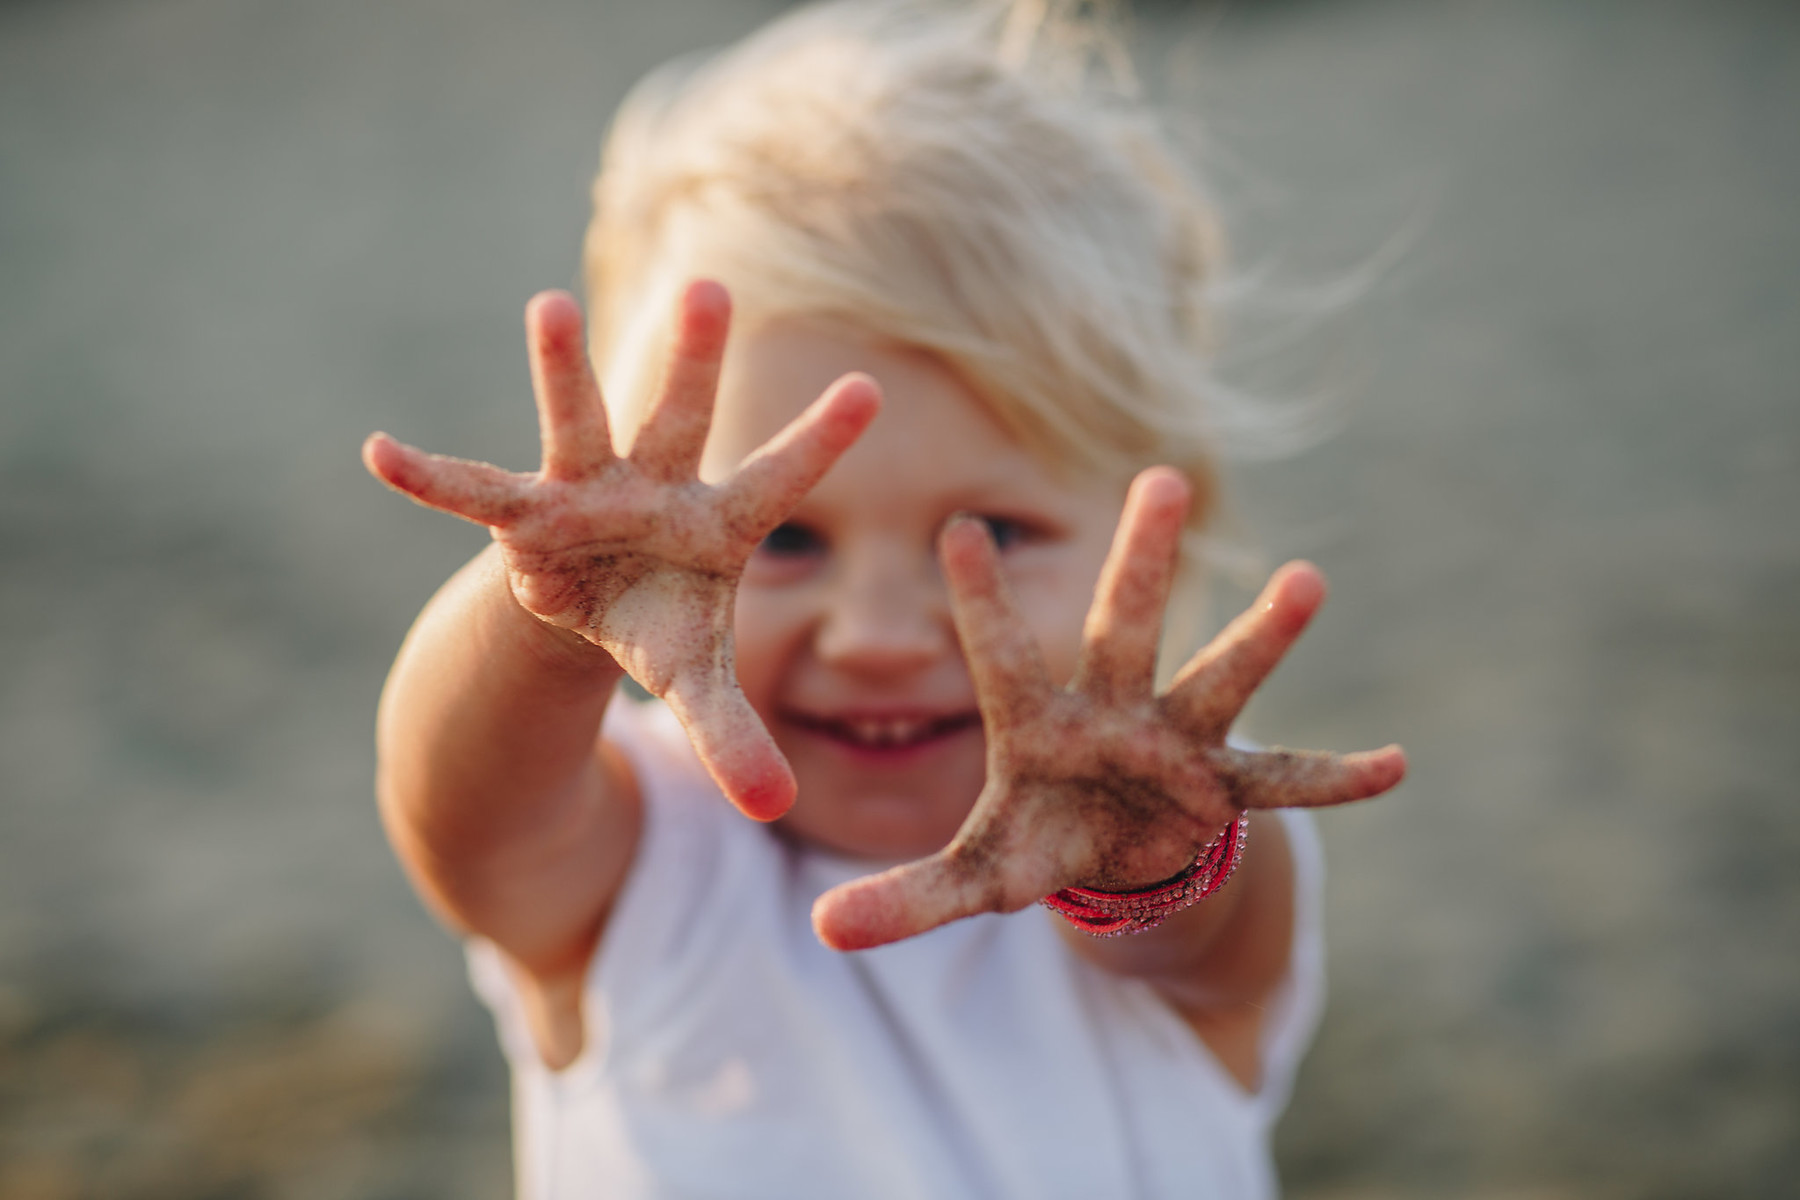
[
  {"xmin": 362, "ymin": 432, "xmax": 528, "ymax": 526},
  {"xmin": 525, "ymin": 291, "xmax": 614, "ymax": 481},
  {"xmin": 628, "ymin": 280, "xmax": 733, "ymax": 482},
  {"xmin": 1072, "ymin": 467, "xmax": 1190, "ymax": 702},
  {"xmin": 1209, "ymin": 743, "xmax": 1408, "ymax": 811},
  {"xmin": 721, "ymin": 372, "xmax": 881, "ymax": 539},
  {"xmin": 1166, "ymin": 560, "xmax": 1327, "ymax": 736},
  {"xmin": 940, "ymin": 517, "xmax": 1052, "ymax": 725}
]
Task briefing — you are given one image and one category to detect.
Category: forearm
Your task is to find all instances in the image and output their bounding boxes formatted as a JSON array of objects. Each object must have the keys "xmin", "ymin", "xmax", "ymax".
[
  {"xmin": 375, "ymin": 543, "xmax": 633, "ymax": 962},
  {"xmin": 1055, "ymin": 812, "xmax": 1294, "ymax": 1011}
]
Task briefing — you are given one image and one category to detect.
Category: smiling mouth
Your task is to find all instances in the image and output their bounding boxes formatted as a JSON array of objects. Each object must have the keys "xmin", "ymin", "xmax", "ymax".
[{"xmin": 786, "ymin": 711, "xmax": 982, "ymax": 751}]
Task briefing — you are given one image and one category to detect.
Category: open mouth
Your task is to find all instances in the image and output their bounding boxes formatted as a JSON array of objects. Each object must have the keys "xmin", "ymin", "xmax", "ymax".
[{"xmin": 785, "ymin": 710, "xmax": 981, "ymax": 753}]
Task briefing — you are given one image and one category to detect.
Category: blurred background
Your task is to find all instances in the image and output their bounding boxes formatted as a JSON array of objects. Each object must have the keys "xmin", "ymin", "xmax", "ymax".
[{"xmin": 2, "ymin": 0, "xmax": 1796, "ymax": 1196}]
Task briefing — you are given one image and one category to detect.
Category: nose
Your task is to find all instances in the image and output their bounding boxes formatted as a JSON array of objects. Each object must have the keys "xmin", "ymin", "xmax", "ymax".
[{"xmin": 814, "ymin": 539, "xmax": 953, "ymax": 676}]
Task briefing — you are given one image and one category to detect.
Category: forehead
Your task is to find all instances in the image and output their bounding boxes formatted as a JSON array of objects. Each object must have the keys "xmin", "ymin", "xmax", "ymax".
[{"xmin": 702, "ymin": 318, "xmax": 1089, "ymax": 494}]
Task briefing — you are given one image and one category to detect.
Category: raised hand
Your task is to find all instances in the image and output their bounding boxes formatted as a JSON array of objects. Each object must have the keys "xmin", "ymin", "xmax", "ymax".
[
  {"xmin": 363, "ymin": 283, "xmax": 880, "ymax": 820},
  {"xmin": 811, "ymin": 467, "xmax": 1406, "ymax": 950}
]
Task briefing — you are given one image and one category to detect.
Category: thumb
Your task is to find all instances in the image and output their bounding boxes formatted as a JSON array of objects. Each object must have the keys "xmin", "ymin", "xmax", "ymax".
[
  {"xmin": 812, "ymin": 852, "xmax": 1021, "ymax": 951},
  {"xmin": 662, "ymin": 675, "xmax": 795, "ymax": 822}
]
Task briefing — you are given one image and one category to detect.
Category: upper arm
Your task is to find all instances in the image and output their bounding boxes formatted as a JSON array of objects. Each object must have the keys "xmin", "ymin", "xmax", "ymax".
[
  {"xmin": 403, "ymin": 730, "xmax": 642, "ymax": 967},
  {"xmin": 371, "ymin": 547, "xmax": 654, "ymax": 1070},
  {"xmin": 425, "ymin": 734, "xmax": 643, "ymax": 1072},
  {"xmin": 373, "ymin": 546, "xmax": 646, "ymax": 996}
]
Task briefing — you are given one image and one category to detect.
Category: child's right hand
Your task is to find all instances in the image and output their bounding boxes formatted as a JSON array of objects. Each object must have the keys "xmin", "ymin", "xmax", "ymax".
[{"xmin": 362, "ymin": 283, "xmax": 880, "ymax": 820}]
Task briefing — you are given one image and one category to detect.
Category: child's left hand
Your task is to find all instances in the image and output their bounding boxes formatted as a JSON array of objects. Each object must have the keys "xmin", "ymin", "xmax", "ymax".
[{"xmin": 811, "ymin": 467, "xmax": 1406, "ymax": 951}]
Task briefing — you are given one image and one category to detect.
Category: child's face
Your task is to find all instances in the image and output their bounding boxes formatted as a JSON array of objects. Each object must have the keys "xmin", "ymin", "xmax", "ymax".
[{"xmin": 702, "ymin": 320, "xmax": 1133, "ymax": 862}]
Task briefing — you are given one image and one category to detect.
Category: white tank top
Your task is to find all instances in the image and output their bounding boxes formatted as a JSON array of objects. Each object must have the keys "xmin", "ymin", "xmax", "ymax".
[{"xmin": 469, "ymin": 698, "xmax": 1326, "ymax": 1200}]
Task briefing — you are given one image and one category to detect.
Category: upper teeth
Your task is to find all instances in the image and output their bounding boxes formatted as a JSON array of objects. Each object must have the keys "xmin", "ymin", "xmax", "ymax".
[{"xmin": 844, "ymin": 718, "xmax": 930, "ymax": 746}]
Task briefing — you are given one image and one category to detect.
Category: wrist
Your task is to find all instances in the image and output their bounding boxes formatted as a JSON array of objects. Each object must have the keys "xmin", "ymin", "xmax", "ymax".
[
  {"xmin": 1042, "ymin": 812, "xmax": 1249, "ymax": 937},
  {"xmin": 522, "ymin": 610, "xmax": 622, "ymax": 676},
  {"xmin": 472, "ymin": 546, "xmax": 624, "ymax": 682}
]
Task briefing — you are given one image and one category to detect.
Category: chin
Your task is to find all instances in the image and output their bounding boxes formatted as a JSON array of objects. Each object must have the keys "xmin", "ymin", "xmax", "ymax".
[{"xmin": 779, "ymin": 779, "xmax": 972, "ymax": 863}]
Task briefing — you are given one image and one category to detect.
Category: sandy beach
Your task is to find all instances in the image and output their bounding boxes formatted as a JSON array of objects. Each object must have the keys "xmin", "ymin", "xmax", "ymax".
[{"xmin": 2, "ymin": 0, "xmax": 1796, "ymax": 1195}]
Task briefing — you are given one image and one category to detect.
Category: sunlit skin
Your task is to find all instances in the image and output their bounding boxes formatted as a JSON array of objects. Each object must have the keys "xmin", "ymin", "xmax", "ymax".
[
  {"xmin": 702, "ymin": 322, "xmax": 1404, "ymax": 948},
  {"xmin": 363, "ymin": 281, "xmax": 1406, "ymax": 1068},
  {"xmin": 706, "ymin": 321, "xmax": 1132, "ymax": 867},
  {"xmin": 365, "ymin": 284, "xmax": 881, "ymax": 822}
]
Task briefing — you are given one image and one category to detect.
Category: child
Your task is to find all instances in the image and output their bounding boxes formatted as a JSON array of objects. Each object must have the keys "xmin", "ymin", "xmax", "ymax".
[{"xmin": 363, "ymin": 2, "xmax": 1405, "ymax": 1195}]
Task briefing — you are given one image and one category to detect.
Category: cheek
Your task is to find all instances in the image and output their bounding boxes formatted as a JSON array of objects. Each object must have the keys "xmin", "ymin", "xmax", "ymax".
[
  {"xmin": 1006, "ymin": 536, "xmax": 1115, "ymax": 685},
  {"xmin": 731, "ymin": 588, "xmax": 801, "ymax": 706},
  {"xmin": 1013, "ymin": 574, "xmax": 1099, "ymax": 686}
]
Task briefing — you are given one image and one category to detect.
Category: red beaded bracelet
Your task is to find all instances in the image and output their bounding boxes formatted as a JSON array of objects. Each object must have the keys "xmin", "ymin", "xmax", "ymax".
[{"xmin": 1039, "ymin": 812, "xmax": 1249, "ymax": 936}]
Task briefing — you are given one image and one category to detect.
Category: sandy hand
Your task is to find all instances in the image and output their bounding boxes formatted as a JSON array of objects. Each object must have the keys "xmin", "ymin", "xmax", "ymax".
[
  {"xmin": 812, "ymin": 467, "xmax": 1407, "ymax": 949},
  {"xmin": 363, "ymin": 283, "xmax": 880, "ymax": 820}
]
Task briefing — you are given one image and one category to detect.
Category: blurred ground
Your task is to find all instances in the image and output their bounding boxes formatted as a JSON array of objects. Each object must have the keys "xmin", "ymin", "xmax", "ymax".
[{"xmin": 2, "ymin": 0, "xmax": 1796, "ymax": 1196}]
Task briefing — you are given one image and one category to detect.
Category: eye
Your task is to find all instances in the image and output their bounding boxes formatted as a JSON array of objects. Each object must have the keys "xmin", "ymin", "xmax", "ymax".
[
  {"xmin": 757, "ymin": 522, "xmax": 825, "ymax": 558},
  {"xmin": 979, "ymin": 515, "xmax": 1029, "ymax": 551}
]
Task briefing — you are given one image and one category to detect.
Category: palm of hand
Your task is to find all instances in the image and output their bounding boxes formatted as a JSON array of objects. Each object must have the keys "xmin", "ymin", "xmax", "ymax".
[
  {"xmin": 364, "ymin": 285, "xmax": 879, "ymax": 819},
  {"xmin": 813, "ymin": 471, "xmax": 1406, "ymax": 950}
]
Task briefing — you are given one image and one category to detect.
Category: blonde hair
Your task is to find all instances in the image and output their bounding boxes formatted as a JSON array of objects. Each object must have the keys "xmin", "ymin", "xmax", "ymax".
[{"xmin": 584, "ymin": 0, "xmax": 1294, "ymax": 614}]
